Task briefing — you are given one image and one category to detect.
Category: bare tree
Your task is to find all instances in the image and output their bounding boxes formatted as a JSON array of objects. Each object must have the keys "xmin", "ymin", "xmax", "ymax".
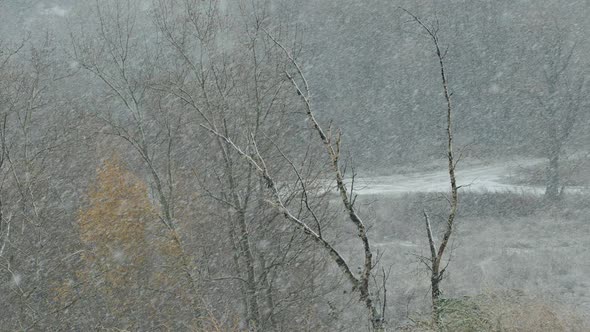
[
  {"xmin": 152, "ymin": 1, "xmax": 345, "ymax": 330},
  {"xmin": 199, "ymin": 20, "xmax": 389, "ymax": 328},
  {"xmin": 520, "ymin": 22, "xmax": 588, "ymax": 201},
  {"xmin": 67, "ymin": 1, "xmax": 338, "ymax": 329},
  {"xmin": 152, "ymin": 1, "xmax": 267, "ymax": 328},
  {"xmin": 0, "ymin": 35, "xmax": 78, "ymax": 330},
  {"xmin": 69, "ymin": 0, "xmax": 203, "ymax": 326},
  {"xmin": 402, "ymin": 9, "xmax": 460, "ymax": 327}
]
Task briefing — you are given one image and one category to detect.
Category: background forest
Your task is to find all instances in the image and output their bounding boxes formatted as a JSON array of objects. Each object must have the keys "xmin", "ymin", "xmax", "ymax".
[{"xmin": 0, "ymin": 0, "xmax": 589, "ymax": 331}]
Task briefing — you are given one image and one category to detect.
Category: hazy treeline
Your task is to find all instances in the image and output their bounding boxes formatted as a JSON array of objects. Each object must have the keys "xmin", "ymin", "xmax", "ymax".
[{"xmin": 302, "ymin": 0, "xmax": 590, "ymax": 169}]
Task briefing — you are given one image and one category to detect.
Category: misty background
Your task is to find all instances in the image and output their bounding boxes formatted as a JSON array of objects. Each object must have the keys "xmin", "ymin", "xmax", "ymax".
[{"xmin": 0, "ymin": 0, "xmax": 588, "ymax": 331}]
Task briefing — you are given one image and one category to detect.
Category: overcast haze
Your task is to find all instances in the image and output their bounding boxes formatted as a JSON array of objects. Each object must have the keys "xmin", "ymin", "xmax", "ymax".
[{"xmin": 0, "ymin": 1, "xmax": 589, "ymax": 331}]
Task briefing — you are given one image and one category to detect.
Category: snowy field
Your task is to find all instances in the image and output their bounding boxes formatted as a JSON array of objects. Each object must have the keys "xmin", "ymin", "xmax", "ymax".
[
  {"xmin": 335, "ymin": 158, "xmax": 590, "ymax": 326},
  {"xmin": 350, "ymin": 158, "xmax": 589, "ymax": 195}
]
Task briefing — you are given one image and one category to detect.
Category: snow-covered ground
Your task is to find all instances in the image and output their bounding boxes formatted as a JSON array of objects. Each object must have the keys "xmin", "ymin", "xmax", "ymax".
[
  {"xmin": 349, "ymin": 158, "xmax": 588, "ymax": 195},
  {"xmin": 351, "ymin": 159, "xmax": 590, "ymax": 321}
]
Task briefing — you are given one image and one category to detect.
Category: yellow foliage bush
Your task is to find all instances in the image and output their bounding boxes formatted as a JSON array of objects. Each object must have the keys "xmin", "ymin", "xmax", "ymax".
[{"xmin": 78, "ymin": 156, "xmax": 155, "ymax": 290}]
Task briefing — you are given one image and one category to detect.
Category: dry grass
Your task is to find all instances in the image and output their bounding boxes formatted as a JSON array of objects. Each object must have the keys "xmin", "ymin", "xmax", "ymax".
[{"xmin": 398, "ymin": 290, "xmax": 589, "ymax": 332}]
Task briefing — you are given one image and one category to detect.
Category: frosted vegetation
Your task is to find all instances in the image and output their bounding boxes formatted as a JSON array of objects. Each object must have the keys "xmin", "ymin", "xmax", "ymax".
[{"xmin": 0, "ymin": 0, "xmax": 588, "ymax": 331}]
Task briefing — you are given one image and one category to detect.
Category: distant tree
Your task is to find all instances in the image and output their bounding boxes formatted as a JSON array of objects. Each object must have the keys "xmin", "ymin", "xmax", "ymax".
[{"xmin": 520, "ymin": 22, "xmax": 588, "ymax": 201}]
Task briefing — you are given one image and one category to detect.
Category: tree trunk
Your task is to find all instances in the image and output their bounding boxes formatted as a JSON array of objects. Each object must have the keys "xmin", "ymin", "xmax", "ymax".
[
  {"xmin": 431, "ymin": 270, "xmax": 442, "ymax": 328},
  {"xmin": 237, "ymin": 209, "xmax": 260, "ymax": 331},
  {"xmin": 259, "ymin": 252, "xmax": 277, "ymax": 331},
  {"xmin": 545, "ymin": 151, "xmax": 561, "ymax": 201}
]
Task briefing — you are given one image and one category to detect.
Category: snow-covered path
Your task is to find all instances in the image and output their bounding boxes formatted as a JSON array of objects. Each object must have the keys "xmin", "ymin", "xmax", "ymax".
[{"xmin": 349, "ymin": 159, "xmax": 588, "ymax": 195}]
